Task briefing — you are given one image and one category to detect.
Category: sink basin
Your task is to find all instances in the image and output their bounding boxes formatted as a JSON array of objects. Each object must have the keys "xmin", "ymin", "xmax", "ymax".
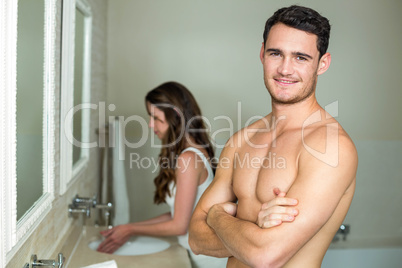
[{"xmin": 88, "ymin": 236, "xmax": 171, "ymax": 256}]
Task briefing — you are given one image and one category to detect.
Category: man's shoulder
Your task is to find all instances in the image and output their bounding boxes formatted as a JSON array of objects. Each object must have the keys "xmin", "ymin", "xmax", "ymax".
[
  {"xmin": 302, "ymin": 110, "xmax": 351, "ymax": 142},
  {"xmin": 300, "ymin": 118, "xmax": 357, "ymax": 169}
]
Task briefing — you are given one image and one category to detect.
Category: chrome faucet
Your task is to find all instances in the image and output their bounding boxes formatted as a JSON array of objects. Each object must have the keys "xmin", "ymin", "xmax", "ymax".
[
  {"xmin": 68, "ymin": 195, "xmax": 93, "ymax": 226},
  {"xmin": 71, "ymin": 194, "xmax": 112, "ymax": 210},
  {"xmin": 332, "ymin": 224, "xmax": 350, "ymax": 242},
  {"xmin": 23, "ymin": 253, "xmax": 64, "ymax": 268},
  {"xmin": 94, "ymin": 202, "xmax": 113, "ymax": 228},
  {"xmin": 69, "ymin": 194, "xmax": 113, "ymax": 226},
  {"xmin": 338, "ymin": 224, "xmax": 350, "ymax": 240},
  {"xmin": 68, "ymin": 203, "xmax": 91, "ymax": 217},
  {"xmin": 72, "ymin": 194, "xmax": 97, "ymax": 208}
]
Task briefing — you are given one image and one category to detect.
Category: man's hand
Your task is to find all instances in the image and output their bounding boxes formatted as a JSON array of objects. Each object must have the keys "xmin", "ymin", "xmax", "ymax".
[
  {"xmin": 257, "ymin": 188, "xmax": 299, "ymax": 229},
  {"xmin": 207, "ymin": 202, "xmax": 237, "ymax": 227}
]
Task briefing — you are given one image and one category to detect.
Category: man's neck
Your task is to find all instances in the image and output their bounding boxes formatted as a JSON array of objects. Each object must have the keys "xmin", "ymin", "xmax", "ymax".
[{"xmin": 270, "ymin": 95, "xmax": 322, "ymax": 133}]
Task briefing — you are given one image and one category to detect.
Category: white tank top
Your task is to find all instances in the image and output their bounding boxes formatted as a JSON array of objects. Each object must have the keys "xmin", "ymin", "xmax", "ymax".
[{"xmin": 165, "ymin": 147, "xmax": 214, "ymax": 250}]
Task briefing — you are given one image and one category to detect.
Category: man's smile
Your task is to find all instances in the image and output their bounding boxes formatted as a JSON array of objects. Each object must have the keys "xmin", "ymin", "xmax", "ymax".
[{"xmin": 274, "ymin": 78, "xmax": 299, "ymax": 85}]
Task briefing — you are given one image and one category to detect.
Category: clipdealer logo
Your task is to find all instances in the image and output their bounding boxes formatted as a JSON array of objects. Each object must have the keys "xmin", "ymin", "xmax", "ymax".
[{"xmin": 64, "ymin": 101, "xmax": 340, "ymax": 167}]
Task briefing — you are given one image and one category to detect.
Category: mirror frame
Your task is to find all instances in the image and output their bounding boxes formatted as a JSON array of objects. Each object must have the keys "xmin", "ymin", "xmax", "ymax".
[
  {"xmin": 60, "ymin": 0, "xmax": 92, "ymax": 194},
  {"xmin": 0, "ymin": 0, "xmax": 56, "ymax": 265}
]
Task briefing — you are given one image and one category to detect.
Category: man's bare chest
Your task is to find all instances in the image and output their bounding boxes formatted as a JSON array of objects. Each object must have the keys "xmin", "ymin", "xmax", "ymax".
[{"xmin": 232, "ymin": 131, "xmax": 301, "ymax": 204}]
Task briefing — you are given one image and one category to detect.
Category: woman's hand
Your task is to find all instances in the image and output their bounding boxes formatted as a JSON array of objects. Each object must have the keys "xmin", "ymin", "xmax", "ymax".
[
  {"xmin": 97, "ymin": 224, "xmax": 132, "ymax": 253},
  {"xmin": 257, "ymin": 188, "xmax": 299, "ymax": 229}
]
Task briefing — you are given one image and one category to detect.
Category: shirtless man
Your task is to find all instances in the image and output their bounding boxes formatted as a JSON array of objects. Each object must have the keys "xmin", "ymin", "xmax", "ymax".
[{"xmin": 188, "ymin": 5, "xmax": 358, "ymax": 268}]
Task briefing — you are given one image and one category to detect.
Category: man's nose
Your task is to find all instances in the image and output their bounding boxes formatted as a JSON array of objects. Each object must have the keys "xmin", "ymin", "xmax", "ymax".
[{"xmin": 278, "ymin": 58, "xmax": 294, "ymax": 76}]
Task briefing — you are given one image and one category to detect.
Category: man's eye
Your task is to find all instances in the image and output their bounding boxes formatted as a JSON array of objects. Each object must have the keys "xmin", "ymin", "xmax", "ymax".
[
  {"xmin": 270, "ymin": 52, "xmax": 280, "ymax": 57},
  {"xmin": 297, "ymin": 56, "xmax": 307, "ymax": 61}
]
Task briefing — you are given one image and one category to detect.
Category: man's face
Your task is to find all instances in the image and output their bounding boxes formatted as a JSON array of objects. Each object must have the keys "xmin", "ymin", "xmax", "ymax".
[{"xmin": 260, "ymin": 23, "xmax": 329, "ymax": 105}]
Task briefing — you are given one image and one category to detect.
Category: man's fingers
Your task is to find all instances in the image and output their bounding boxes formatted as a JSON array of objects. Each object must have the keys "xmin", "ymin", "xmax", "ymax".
[
  {"xmin": 261, "ymin": 197, "xmax": 298, "ymax": 209},
  {"xmin": 258, "ymin": 212, "xmax": 297, "ymax": 229},
  {"xmin": 268, "ymin": 213, "xmax": 295, "ymax": 221},
  {"xmin": 222, "ymin": 202, "xmax": 238, "ymax": 216},
  {"xmin": 260, "ymin": 219, "xmax": 282, "ymax": 228},
  {"xmin": 259, "ymin": 206, "xmax": 298, "ymax": 219}
]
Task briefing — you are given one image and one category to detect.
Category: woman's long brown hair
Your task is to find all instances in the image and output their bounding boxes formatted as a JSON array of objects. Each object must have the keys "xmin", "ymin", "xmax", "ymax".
[{"xmin": 145, "ymin": 82, "xmax": 215, "ymax": 204}]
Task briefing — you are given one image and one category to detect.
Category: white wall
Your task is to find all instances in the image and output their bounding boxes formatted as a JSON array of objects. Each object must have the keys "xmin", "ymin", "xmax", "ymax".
[{"xmin": 107, "ymin": 0, "xmax": 402, "ymax": 245}]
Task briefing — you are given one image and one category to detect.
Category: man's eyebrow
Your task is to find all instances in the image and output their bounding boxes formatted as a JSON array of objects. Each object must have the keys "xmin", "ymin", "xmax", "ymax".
[
  {"xmin": 265, "ymin": 48, "xmax": 282, "ymax": 54},
  {"xmin": 265, "ymin": 48, "xmax": 313, "ymax": 60},
  {"xmin": 292, "ymin": 51, "xmax": 313, "ymax": 60}
]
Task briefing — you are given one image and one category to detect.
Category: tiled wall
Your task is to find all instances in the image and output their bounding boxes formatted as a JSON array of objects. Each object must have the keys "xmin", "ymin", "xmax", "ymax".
[{"xmin": 6, "ymin": 0, "xmax": 108, "ymax": 267}]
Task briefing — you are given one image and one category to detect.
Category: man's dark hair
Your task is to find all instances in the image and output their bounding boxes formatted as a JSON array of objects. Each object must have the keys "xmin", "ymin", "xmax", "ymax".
[{"xmin": 263, "ymin": 5, "xmax": 331, "ymax": 59}]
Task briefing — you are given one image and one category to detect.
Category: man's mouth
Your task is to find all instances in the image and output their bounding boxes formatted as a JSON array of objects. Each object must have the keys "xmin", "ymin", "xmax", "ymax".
[{"xmin": 275, "ymin": 79, "xmax": 298, "ymax": 85}]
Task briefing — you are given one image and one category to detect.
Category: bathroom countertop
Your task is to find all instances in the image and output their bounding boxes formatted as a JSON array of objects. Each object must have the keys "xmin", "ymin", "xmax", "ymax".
[{"xmin": 60, "ymin": 225, "xmax": 191, "ymax": 268}]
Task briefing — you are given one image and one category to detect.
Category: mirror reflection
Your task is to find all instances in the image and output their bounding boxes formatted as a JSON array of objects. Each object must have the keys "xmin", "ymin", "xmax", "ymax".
[
  {"xmin": 60, "ymin": 0, "xmax": 92, "ymax": 193},
  {"xmin": 16, "ymin": 0, "xmax": 45, "ymax": 221}
]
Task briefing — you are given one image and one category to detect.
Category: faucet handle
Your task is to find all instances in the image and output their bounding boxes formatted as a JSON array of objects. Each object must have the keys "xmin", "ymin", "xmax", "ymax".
[
  {"xmin": 91, "ymin": 194, "xmax": 99, "ymax": 208},
  {"xmin": 28, "ymin": 253, "xmax": 65, "ymax": 267},
  {"xmin": 68, "ymin": 204, "xmax": 91, "ymax": 218},
  {"xmin": 95, "ymin": 202, "xmax": 113, "ymax": 210},
  {"xmin": 94, "ymin": 202, "xmax": 113, "ymax": 228},
  {"xmin": 58, "ymin": 253, "xmax": 65, "ymax": 268},
  {"xmin": 72, "ymin": 194, "xmax": 97, "ymax": 208},
  {"xmin": 339, "ymin": 224, "xmax": 350, "ymax": 240}
]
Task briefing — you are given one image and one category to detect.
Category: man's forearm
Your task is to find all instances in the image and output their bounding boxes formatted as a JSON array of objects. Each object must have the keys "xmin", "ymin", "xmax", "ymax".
[
  {"xmin": 207, "ymin": 204, "xmax": 268, "ymax": 267},
  {"xmin": 188, "ymin": 211, "xmax": 232, "ymax": 258}
]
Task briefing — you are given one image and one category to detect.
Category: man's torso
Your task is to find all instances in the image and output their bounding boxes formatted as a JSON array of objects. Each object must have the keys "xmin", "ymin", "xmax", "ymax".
[{"xmin": 227, "ymin": 113, "xmax": 355, "ymax": 267}]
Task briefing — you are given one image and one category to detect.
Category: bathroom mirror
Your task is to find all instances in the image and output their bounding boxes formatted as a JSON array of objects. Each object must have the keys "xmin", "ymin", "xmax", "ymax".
[
  {"xmin": 0, "ymin": 0, "xmax": 56, "ymax": 264},
  {"xmin": 16, "ymin": 0, "xmax": 45, "ymax": 222},
  {"xmin": 60, "ymin": 0, "xmax": 92, "ymax": 194}
]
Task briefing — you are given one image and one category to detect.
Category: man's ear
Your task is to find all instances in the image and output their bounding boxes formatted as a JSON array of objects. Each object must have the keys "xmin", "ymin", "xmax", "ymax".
[
  {"xmin": 260, "ymin": 42, "xmax": 265, "ymax": 63},
  {"xmin": 317, "ymin": 52, "xmax": 331, "ymax": 75}
]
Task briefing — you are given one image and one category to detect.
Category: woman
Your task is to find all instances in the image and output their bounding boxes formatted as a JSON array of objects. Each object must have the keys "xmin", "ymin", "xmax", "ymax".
[{"xmin": 97, "ymin": 81, "xmax": 225, "ymax": 267}]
